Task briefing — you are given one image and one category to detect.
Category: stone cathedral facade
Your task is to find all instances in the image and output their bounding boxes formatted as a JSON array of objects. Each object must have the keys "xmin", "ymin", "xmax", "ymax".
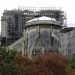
[{"xmin": 8, "ymin": 16, "xmax": 61, "ymax": 58}]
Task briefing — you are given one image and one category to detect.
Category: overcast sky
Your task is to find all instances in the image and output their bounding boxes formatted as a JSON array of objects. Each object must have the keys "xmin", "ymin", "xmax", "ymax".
[{"xmin": 0, "ymin": 0, "xmax": 75, "ymax": 31}]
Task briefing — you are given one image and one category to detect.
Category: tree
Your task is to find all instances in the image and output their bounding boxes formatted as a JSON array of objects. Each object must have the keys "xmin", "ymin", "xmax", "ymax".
[
  {"xmin": 68, "ymin": 69, "xmax": 75, "ymax": 75},
  {"xmin": 0, "ymin": 47, "xmax": 20, "ymax": 75},
  {"xmin": 69, "ymin": 54, "xmax": 75, "ymax": 69},
  {"xmin": 0, "ymin": 47, "xmax": 72, "ymax": 75},
  {"xmin": 15, "ymin": 53, "xmax": 68, "ymax": 75}
]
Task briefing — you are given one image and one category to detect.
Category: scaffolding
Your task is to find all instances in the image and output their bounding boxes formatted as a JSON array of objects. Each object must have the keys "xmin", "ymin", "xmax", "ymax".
[{"xmin": 1, "ymin": 7, "xmax": 66, "ymax": 46}]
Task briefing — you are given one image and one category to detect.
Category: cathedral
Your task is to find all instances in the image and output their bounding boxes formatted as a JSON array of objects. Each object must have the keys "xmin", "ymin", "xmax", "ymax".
[{"xmin": 8, "ymin": 16, "xmax": 61, "ymax": 58}]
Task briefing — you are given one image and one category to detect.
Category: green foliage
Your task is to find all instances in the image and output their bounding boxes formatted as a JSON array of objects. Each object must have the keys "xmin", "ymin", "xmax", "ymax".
[
  {"xmin": 69, "ymin": 54, "xmax": 75, "ymax": 69},
  {"xmin": 0, "ymin": 47, "xmax": 20, "ymax": 75},
  {"xmin": 1, "ymin": 47, "xmax": 74, "ymax": 75}
]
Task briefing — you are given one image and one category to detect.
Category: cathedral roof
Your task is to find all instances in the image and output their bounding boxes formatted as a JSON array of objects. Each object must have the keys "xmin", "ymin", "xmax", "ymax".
[{"xmin": 26, "ymin": 16, "xmax": 61, "ymax": 27}]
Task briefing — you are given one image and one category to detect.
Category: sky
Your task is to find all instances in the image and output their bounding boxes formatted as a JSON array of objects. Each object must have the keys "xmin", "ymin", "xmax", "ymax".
[{"xmin": 0, "ymin": 0, "xmax": 75, "ymax": 31}]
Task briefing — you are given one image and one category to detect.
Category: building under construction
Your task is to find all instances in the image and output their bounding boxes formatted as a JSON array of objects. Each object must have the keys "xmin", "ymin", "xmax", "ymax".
[
  {"xmin": 24, "ymin": 16, "xmax": 62, "ymax": 58},
  {"xmin": 1, "ymin": 7, "xmax": 66, "ymax": 46},
  {"xmin": 8, "ymin": 16, "xmax": 62, "ymax": 58}
]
